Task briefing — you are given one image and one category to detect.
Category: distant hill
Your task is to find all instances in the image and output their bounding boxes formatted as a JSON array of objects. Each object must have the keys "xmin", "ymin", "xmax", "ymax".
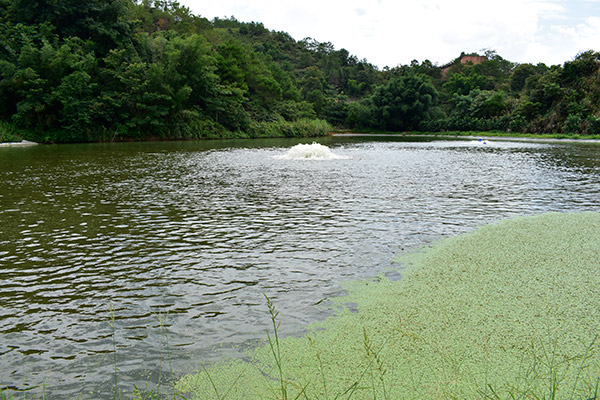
[{"xmin": 0, "ymin": 0, "xmax": 598, "ymax": 142}]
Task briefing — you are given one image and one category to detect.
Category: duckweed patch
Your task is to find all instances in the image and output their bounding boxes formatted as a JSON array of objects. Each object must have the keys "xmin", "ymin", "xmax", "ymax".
[{"xmin": 178, "ymin": 213, "xmax": 600, "ymax": 399}]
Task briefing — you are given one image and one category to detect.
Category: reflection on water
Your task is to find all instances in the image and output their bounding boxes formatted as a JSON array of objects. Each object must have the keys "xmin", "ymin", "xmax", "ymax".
[{"xmin": 1, "ymin": 137, "xmax": 599, "ymax": 398}]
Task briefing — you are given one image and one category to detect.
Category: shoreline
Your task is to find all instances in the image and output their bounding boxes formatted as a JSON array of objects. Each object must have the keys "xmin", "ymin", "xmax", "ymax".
[
  {"xmin": 0, "ymin": 140, "xmax": 38, "ymax": 147},
  {"xmin": 3, "ymin": 133, "xmax": 600, "ymax": 147},
  {"xmin": 332, "ymin": 131, "xmax": 600, "ymax": 144}
]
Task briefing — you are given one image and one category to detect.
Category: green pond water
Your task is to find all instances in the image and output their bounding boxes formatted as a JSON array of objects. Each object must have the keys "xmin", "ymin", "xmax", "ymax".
[
  {"xmin": 1, "ymin": 136, "xmax": 599, "ymax": 399},
  {"xmin": 180, "ymin": 212, "xmax": 600, "ymax": 399}
]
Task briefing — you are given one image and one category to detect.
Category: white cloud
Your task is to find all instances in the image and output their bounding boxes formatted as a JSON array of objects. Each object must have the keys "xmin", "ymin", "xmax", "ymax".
[
  {"xmin": 550, "ymin": 16, "xmax": 600, "ymax": 59},
  {"xmin": 183, "ymin": 0, "xmax": 599, "ymax": 68}
]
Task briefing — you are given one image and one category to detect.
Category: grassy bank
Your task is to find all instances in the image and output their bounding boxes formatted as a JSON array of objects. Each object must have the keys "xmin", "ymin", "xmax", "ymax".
[
  {"xmin": 178, "ymin": 212, "xmax": 600, "ymax": 399},
  {"xmin": 336, "ymin": 129, "xmax": 600, "ymax": 141},
  {"xmin": 425, "ymin": 130, "xmax": 600, "ymax": 140}
]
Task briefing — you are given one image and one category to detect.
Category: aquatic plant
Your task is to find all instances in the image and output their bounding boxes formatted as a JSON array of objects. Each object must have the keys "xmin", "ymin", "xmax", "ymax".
[{"xmin": 178, "ymin": 212, "xmax": 600, "ymax": 399}]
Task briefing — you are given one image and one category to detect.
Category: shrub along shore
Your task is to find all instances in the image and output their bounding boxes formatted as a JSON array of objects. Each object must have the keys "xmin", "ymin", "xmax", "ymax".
[
  {"xmin": 4, "ymin": 124, "xmax": 600, "ymax": 146},
  {"xmin": 178, "ymin": 212, "xmax": 600, "ymax": 399},
  {"xmin": 0, "ymin": 118, "xmax": 332, "ymax": 144}
]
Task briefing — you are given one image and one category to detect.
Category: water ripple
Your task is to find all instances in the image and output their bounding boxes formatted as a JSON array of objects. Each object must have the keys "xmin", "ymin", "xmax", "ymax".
[{"xmin": 1, "ymin": 138, "xmax": 600, "ymax": 398}]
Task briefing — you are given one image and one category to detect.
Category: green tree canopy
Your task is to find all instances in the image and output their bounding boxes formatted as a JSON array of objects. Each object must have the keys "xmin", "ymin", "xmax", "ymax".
[{"xmin": 371, "ymin": 73, "xmax": 438, "ymax": 131}]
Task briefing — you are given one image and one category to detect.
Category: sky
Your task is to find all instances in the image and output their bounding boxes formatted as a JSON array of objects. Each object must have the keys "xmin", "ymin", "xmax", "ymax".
[{"xmin": 179, "ymin": 0, "xmax": 600, "ymax": 69}]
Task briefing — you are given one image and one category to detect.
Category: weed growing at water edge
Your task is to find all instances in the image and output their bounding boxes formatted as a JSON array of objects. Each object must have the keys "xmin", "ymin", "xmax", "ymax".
[
  {"xmin": 1, "ymin": 306, "xmax": 189, "ymax": 400},
  {"xmin": 264, "ymin": 294, "xmax": 309, "ymax": 400},
  {"xmin": 362, "ymin": 328, "xmax": 388, "ymax": 400},
  {"xmin": 121, "ymin": 309, "xmax": 189, "ymax": 400},
  {"xmin": 479, "ymin": 335, "xmax": 600, "ymax": 400},
  {"xmin": 0, "ymin": 384, "xmax": 49, "ymax": 400},
  {"xmin": 307, "ymin": 335, "xmax": 328, "ymax": 399},
  {"xmin": 107, "ymin": 303, "xmax": 122, "ymax": 400}
]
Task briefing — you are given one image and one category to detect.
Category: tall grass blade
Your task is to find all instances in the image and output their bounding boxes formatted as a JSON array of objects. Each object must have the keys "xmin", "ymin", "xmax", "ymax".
[
  {"xmin": 570, "ymin": 335, "xmax": 598, "ymax": 400},
  {"xmin": 264, "ymin": 294, "xmax": 287, "ymax": 400},
  {"xmin": 0, "ymin": 388, "xmax": 10, "ymax": 400},
  {"xmin": 156, "ymin": 311, "xmax": 177, "ymax": 399},
  {"xmin": 203, "ymin": 366, "xmax": 221, "ymax": 399},
  {"xmin": 108, "ymin": 303, "xmax": 120, "ymax": 400},
  {"xmin": 308, "ymin": 334, "xmax": 329, "ymax": 400}
]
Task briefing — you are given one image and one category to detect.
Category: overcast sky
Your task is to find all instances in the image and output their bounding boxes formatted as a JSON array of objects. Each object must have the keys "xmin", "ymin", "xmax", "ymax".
[{"xmin": 179, "ymin": 0, "xmax": 600, "ymax": 69}]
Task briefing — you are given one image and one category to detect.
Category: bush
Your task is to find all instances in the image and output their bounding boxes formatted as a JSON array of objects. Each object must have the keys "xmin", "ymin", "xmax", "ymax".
[
  {"xmin": 248, "ymin": 118, "xmax": 331, "ymax": 138},
  {"xmin": 345, "ymin": 101, "xmax": 373, "ymax": 129},
  {"xmin": 169, "ymin": 111, "xmax": 228, "ymax": 139},
  {"xmin": 509, "ymin": 115, "xmax": 526, "ymax": 133},
  {"xmin": 564, "ymin": 113, "xmax": 583, "ymax": 134},
  {"xmin": 585, "ymin": 115, "xmax": 600, "ymax": 135},
  {"xmin": 274, "ymin": 100, "xmax": 317, "ymax": 121},
  {"xmin": 0, "ymin": 121, "xmax": 23, "ymax": 142}
]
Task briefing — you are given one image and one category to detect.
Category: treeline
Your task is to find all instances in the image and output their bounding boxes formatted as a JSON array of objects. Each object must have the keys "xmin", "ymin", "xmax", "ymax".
[{"xmin": 0, "ymin": 0, "xmax": 599, "ymax": 143}]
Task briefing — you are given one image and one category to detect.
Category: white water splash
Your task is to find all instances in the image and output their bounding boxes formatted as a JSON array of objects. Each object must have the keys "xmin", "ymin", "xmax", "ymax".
[{"xmin": 275, "ymin": 142, "xmax": 347, "ymax": 160}]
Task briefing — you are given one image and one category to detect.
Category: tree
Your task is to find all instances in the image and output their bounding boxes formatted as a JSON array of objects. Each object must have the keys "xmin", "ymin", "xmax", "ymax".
[
  {"xmin": 443, "ymin": 71, "xmax": 489, "ymax": 95},
  {"xmin": 371, "ymin": 73, "xmax": 438, "ymax": 131},
  {"xmin": 562, "ymin": 51, "xmax": 600, "ymax": 83},
  {"xmin": 5, "ymin": 0, "xmax": 133, "ymax": 57},
  {"xmin": 510, "ymin": 63, "xmax": 536, "ymax": 93}
]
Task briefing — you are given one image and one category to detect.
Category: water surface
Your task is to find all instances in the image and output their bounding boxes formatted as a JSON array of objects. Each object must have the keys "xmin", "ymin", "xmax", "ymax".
[{"xmin": 1, "ymin": 136, "xmax": 599, "ymax": 398}]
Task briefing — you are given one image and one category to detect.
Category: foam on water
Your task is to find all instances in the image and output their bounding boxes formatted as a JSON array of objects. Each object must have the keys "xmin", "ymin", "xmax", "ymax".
[{"xmin": 275, "ymin": 142, "xmax": 346, "ymax": 160}]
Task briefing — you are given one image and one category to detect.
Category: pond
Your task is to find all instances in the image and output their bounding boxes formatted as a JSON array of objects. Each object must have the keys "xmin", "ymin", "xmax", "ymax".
[{"xmin": 1, "ymin": 136, "xmax": 600, "ymax": 399}]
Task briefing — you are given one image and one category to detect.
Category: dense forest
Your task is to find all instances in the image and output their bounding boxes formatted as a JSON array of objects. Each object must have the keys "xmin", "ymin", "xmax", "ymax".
[{"xmin": 1, "ymin": 0, "xmax": 599, "ymax": 143}]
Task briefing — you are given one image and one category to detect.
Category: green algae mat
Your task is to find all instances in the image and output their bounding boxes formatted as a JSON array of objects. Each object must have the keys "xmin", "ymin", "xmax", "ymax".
[{"xmin": 178, "ymin": 213, "xmax": 600, "ymax": 399}]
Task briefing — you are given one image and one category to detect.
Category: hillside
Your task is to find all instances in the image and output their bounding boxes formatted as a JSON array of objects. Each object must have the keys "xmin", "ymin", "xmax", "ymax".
[{"xmin": 0, "ymin": 0, "xmax": 599, "ymax": 142}]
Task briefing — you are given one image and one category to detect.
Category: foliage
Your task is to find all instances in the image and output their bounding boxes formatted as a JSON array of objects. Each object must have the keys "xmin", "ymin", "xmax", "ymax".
[
  {"xmin": 0, "ymin": 121, "xmax": 23, "ymax": 142},
  {"xmin": 248, "ymin": 118, "xmax": 331, "ymax": 138},
  {"xmin": 371, "ymin": 73, "xmax": 438, "ymax": 131},
  {"xmin": 0, "ymin": 0, "xmax": 599, "ymax": 142}
]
